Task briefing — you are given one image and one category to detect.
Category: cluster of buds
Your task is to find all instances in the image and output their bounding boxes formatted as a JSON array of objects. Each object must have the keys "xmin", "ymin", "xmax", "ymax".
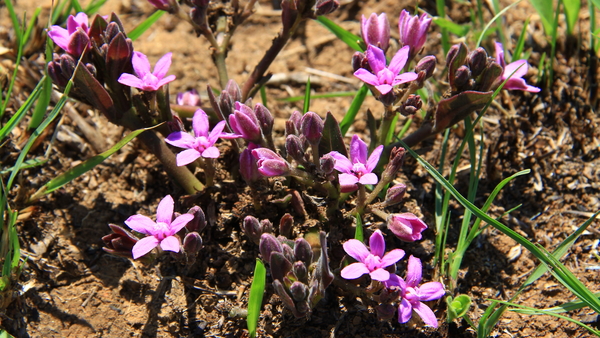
[
  {"xmin": 259, "ymin": 231, "xmax": 334, "ymax": 318},
  {"xmin": 102, "ymin": 195, "xmax": 207, "ymax": 264}
]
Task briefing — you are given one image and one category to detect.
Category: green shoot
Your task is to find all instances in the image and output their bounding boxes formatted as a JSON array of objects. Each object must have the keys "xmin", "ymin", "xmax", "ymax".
[{"xmin": 247, "ymin": 259, "xmax": 266, "ymax": 338}]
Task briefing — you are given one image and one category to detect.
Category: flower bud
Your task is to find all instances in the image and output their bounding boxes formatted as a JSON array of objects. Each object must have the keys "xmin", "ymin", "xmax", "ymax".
[
  {"xmin": 352, "ymin": 52, "xmax": 369, "ymax": 73},
  {"xmin": 239, "ymin": 146, "xmax": 261, "ymax": 183},
  {"xmin": 147, "ymin": 0, "xmax": 177, "ymax": 12},
  {"xmin": 399, "ymin": 94, "xmax": 422, "ymax": 116},
  {"xmin": 315, "ymin": 0, "xmax": 340, "ymax": 16},
  {"xmin": 259, "ymin": 233, "xmax": 283, "ymax": 261},
  {"xmin": 177, "ymin": 89, "xmax": 201, "ymax": 106},
  {"xmin": 387, "ymin": 212, "xmax": 428, "ymax": 242},
  {"xmin": 300, "ymin": 112, "xmax": 324, "ymax": 145},
  {"xmin": 468, "ymin": 47, "xmax": 488, "ymax": 78},
  {"xmin": 383, "ymin": 183, "xmax": 407, "ymax": 207},
  {"xmin": 479, "ymin": 61, "xmax": 503, "ymax": 92},
  {"xmin": 225, "ymin": 79, "xmax": 242, "ymax": 103},
  {"xmin": 292, "ymin": 261, "xmax": 308, "ymax": 283},
  {"xmin": 282, "ymin": 241, "xmax": 296, "ymax": 264},
  {"xmin": 183, "ymin": 232, "xmax": 203, "ymax": 255},
  {"xmin": 454, "ymin": 65, "xmax": 472, "ymax": 89},
  {"xmin": 415, "ymin": 55, "xmax": 436, "ymax": 79},
  {"xmin": 229, "ymin": 102, "xmax": 262, "ymax": 143},
  {"xmin": 286, "ymin": 110, "xmax": 302, "ymax": 135},
  {"xmin": 270, "ymin": 251, "xmax": 292, "ymax": 282},
  {"xmin": 243, "ymin": 215, "xmax": 262, "ymax": 244},
  {"xmin": 375, "ymin": 304, "xmax": 397, "ymax": 321},
  {"xmin": 252, "ymin": 148, "xmax": 290, "ymax": 177},
  {"xmin": 286, "ymin": 135, "xmax": 307, "ymax": 165},
  {"xmin": 294, "ymin": 238, "xmax": 313, "ymax": 266},
  {"xmin": 319, "ymin": 154, "xmax": 335, "ymax": 175},
  {"xmin": 102, "ymin": 224, "xmax": 139, "ymax": 258},
  {"xmin": 185, "ymin": 206, "xmax": 207, "ymax": 233},
  {"xmin": 381, "ymin": 146, "xmax": 405, "ymax": 182},
  {"xmin": 398, "ymin": 10, "xmax": 432, "ymax": 60},
  {"xmin": 255, "ymin": 103, "xmax": 274, "ymax": 137},
  {"xmin": 289, "ymin": 281, "xmax": 309, "ymax": 302},
  {"xmin": 59, "ymin": 54, "xmax": 77, "ymax": 78},
  {"xmin": 260, "ymin": 219, "xmax": 274, "ymax": 234},
  {"xmin": 279, "ymin": 213, "xmax": 294, "ymax": 239},
  {"xmin": 361, "ymin": 13, "xmax": 390, "ymax": 52},
  {"xmin": 104, "ymin": 22, "xmax": 122, "ymax": 43}
]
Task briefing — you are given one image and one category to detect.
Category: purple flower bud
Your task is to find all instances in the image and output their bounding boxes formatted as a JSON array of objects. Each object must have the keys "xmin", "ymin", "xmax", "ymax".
[
  {"xmin": 254, "ymin": 103, "xmax": 274, "ymax": 137},
  {"xmin": 383, "ymin": 183, "xmax": 407, "ymax": 207},
  {"xmin": 279, "ymin": 213, "xmax": 294, "ymax": 239},
  {"xmin": 183, "ymin": 232, "xmax": 203, "ymax": 255},
  {"xmin": 289, "ymin": 281, "xmax": 309, "ymax": 302},
  {"xmin": 398, "ymin": 10, "xmax": 432, "ymax": 60},
  {"xmin": 361, "ymin": 13, "xmax": 390, "ymax": 52},
  {"xmin": 104, "ymin": 22, "xmax": 122, "ymax": 42},
  {"xmin": 259, "ymin": 233, "xmax": 283, "ymax": 261},
  {"xmin": 292, "ymin": 261, "xmax": 308, "ymax": 283},
  {"xmin": 177, "ymin": 89, "xmax": 201, "ymax": 106},
  {"xmin": 454, "ymin": 65, "xmax": 472, "ymax": 89},
  {"xmin": 300, "ymin": 112, "xmax": 324, "ymax": 145},
  {"xmin": 243, "ymin": 216, "xmax": 262, "ymax": 244},
  {"xmin": 252, "ymin": 148, "xmax": 290, "ymax": 177},
  {"xmin": 387, "ymin": 213, "xmax": 428, "ymax": 242},
  {"xmin": 48, "ymin": 61, "xmax": 69, "ymax": 87},
  {"xmin": 185, "ymin": 206, "xmax": 207, "ymax": 233},
  {"xmin": 102, "ymin": 224, "xmax": 139, "ymax": 258},
  {"xmin": 315, "ymin": 0, "xmax": 340, "ymax": 16},
  {"xmin": 382, "ymin": 147, "xmax": 405, "ymax": 183},
  {"xmin": 479, "ymin": 61, "xmax": 504, "ymax": 92},
  {"xmin": 282, "ymin": 241, "xmax": 296, "ymax": 264},
  {"xmin": 286, "ymin": 110, "xmax": 302, "ymax": 135},
  {"xmin": 229, "ymin": 102, "xmax": 262, "ymax": 143},
  {"xmin": 286, "ymin": 135, "xmax": 308, "ymax": 165},
  {"xmin": 260, "ymin": 219, "xmax": 274, "ymax": 234},
  {"xmin": 319, "ymin": 154, "xmax": 335, "ymax": 175},
  {"xmin": 468, "ymin": 47, "xmax": 488, "ymax": 78},
  {"xmin": 225, "ymin": 79, "xmax": 242, "ymax": 103},
  {"xmin": 294, "ymin": 238, "xmax": 313, "ymax": 266},
  {"xmin": 270, "ymin": 251, "xmax": 292, "ymax": 282},
  {"xmin": 239, "ymin": 145, "xmax": 261, "ymax": 183},
  {"xmin": 352, "ymin": 52, "xmax": 370, "ymax": 73},
  {"xmin": 415, "ymin": 55, "xmax": 436, "ymax": 79},
  {"xmin": 59, "ymin": 54, "xmax": 77, "ymax": 77},
  {"xmin": 399, "ymin": 94, "xmax": 422, "ymax": 116},
  {"xmin": 147, "ymin": 0, "xmax": 177, "ymax": 11}
]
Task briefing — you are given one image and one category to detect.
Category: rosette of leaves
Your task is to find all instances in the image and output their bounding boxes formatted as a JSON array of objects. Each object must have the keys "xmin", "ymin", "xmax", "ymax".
[{"xmin": 259, "ymin": 231, "xmax": 334, "ymax": 318}]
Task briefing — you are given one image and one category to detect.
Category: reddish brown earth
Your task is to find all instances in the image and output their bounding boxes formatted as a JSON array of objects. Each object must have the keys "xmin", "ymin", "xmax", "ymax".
[{"xmin": 0, "ymin": 0, "xmax": 599, "ymax": 337}]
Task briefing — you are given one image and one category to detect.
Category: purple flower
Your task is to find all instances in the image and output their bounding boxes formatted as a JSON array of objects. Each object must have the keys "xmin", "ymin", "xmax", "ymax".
[
  {"xmin": 354, "ymin": 45, "xmax": 418, "ymax": 95},
  {"xmin": 398, "ymin": 10, "xmax": 432, "ymax": 59},
  {"xmin": 47, "ymin": 12, "xmax": 91, "ymax": 56},
  {"xmin": 125, "ymin": 195, "xmax": 194, "ymax": 259},
  {"xmin": 176, "ymin": 89, "xmax": 201, "ymax": 106},
  {"xmin": 118, "ymin": 51, "xmax": 176, "ymax": 91},
  {"xmin": 251, "ymin": 148, "xmax": 290, "ymax": 177},
  {"xmin": 327, "ymin": 135, "xmax": 384, "ymax": 193},
  {"xmin": 341, "ymin": 230, "xmax": 405, "ymax": 282},
  {"xmin": 361, "ymin": 13, "xmax": 390, "ymax": 52},
  {"xmin": 229, "ymin": 102, "xmax": 262, "ymax": 143},
  {"xmin": 385, "ymin": 256, "xmax": 445, "ymax": 328},
  {"xmin": 494, "ymin": 42, "xmax": 540, "ymax": 93},
  {"xmin": 147, "ymin": 0, "xmax": 175, "ymax": 11},
  {"xmin": 387, "ymin": 213, "xmax": 427, "ymax": 242},
  {"xmin": 165, "ymin": 109, "xmax": 239, "ymax": 166}
]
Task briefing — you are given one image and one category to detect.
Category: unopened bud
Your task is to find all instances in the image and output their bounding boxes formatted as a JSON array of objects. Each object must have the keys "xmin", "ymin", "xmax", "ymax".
[
  {"xmin": 286, "ymin": 110, "xmax": 302, "ymax": 135},
  {"xmin": 186, "ymin": 205, "xmax": 207, "ymax": 233},
  {"xmin": 286, "ymin": 135, "xmax": 307, "ymax": 165},
  {"xmin": 282, "ymin": 241, "xmax": 296, "ymax": 264},
  {"xmin": 270, "ymin": 251, "xmax": 292, "ymax": 282},
  {"xmin": 252, "ymin": 148, "xmax": 290, "ymax": 177},
  {"xmin": 289, "ymin": 281, "xmax": 309, "ymax": 302},
  {"xmin": 255, "ymin": 103, "xmax": 274, "ymax": 137},
  {"xmin": 104, "ymin": 22, "xmax": 122, "ymax": 43},
  {"xmin": 383, "ymin": 183, "xmax": 407, "ymax": 207},
  {"xmin": 225, "ymin": 79, "xmax": 242, "ymax": 103},
  {"xmin": 361, "ymin": 13, "xmax": 390, "ymax": 52},
  {"xmin": 319, "ymin": 154, "xmax": 335, "ymax": 175},
  {"xmin": 382, "ymin": 147, "xmax": 406, "ymax": 182},
  {"xmin": 352, "ymin": 52, "xmax": 369, "ymax": 72},
  {"xmin": 260, "ymin": 219, "xmax": 274, "ymax": 234},
  {"xmin": 399, "ymin": 94, "xmax": 422, "ymax": 116},
  {"xmin": 415, "ymin": 55, "xmax": 436, "ymax": 79},
  {"xmin": 279, "ymin": 213, "xmax": 294, "ymax": 239},
  {"xmin": 243, "ymin": 216, "xmax": 262, "ymax": 244},
  {"xmin": 292, "ymin": 261, "xmax": 308, "ymax": 283},
  {"xmin": 479, "ymin": 61, "xmax": 503, "ymax": 92},
  {"xmin": 102, "ymin": 224, "xmax": 139, "ymax": 258},
  {"xmin": 300, "ymin": 112, "xmax": 324, "ymax": 145},
  {"xmin": 294, "ymin": 238, "xmax": 313, "ymax": 266},
  {"xmin": 59, "ymin": 54, "xmax": 76, "ymax": 77},
  {"xmin": 375, "ymin": 304, "xmax": 397, "ymax": 321},
  {"xmin": 468, "ymin": 47, "xmax": 488, "ymax": 78},
  {"xmin": 315, "ymin": 0, "xmax": 340, "ymax": 16},
  {"xmin": 183, "ymin": 232, "xmax": 203, "ymax": 255},
  {"xmin": 239, "ymin": 147, "xmax": 261, "ymax": 183},
  {"xmin": 454, "ymin": 65, "xmax": 472, "ymax": 89},
  {"xmin": 387, "ymin": 212, "xmax": 428, "ymax": 242},
  {"xmin": 259, "ymin": 233, "xmax": 282, "ymax": 261}
]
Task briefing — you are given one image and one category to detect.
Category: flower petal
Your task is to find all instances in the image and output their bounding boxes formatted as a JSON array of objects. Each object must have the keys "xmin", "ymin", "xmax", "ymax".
[
  {"xmin": 393, "ymin": 71, "xmax": 418, "ymax": 85},
  {"xmin": 117, "ymin": 73, "xmax": 144, "ymax": 89},
  {"xmin": 406, "ymin": 255, "xmax": 422, "ymax": 287},
  {"xmin": 366, "ymin": 145, "xmax": 384, "ymax": 172},
  {"xmin": 398, "ymin": 298, "xmax": 413, "ymax": 323},
  {"xmin": 339, "ymin": 173, "xmax": 359, "ymax": 192},
  {"xmin": 157, "ymin": 74, "xmax": 176, "ymax": 88},
  {"xmin": 176, "ymin": 149, "xmax": 202, "ymax": 166},
  {"xmin": 340, "ymin": 262, "xmax": 370, "ymax": 279},
  {"xmin": 494, "ymin": 42, "xmax": 506, "ymax": 68},
  {"xmin": 156, "ymin": 195, "xmax": 174, "ymax": 224},
  {"xmin": 170, "ymin": 213, "xmax": 194, "ymax": 234},
  {"xmin": 165, "ymin": 131, "xmax": 196, "ymax": 149},
  {"xmin": 366, "ymin": 45, "xmax": 386, "ymax": 74},
  {"xmin": 132, "ymin": 236, "xmax": 159, "ymax": 259},
  {"xmin": 153, "ymin": 52, "xmax": 172, "ymax": 79},
  {"xmin": 208, "ymin": 120, "xmax": 227, "ymax": 144},
  {"xmin": 125, "ymin": 215, "xmax": 156, "ymax": 235},
  {"xmin": 374, "ymin": 84, "xmax": 393, "ymax": 95},
  {"xmin": 201, "ymin": 146, "xmax": 220, "ymax": 158},
  {"xmin": 160, "ymin": 235, "xmax": 181, "ymax": 253},
  {"xmin": 350, "ymin": 135, "xmax": 368, "ymax": 165},
  {"xmin": 343, "ymin": 239, "xmax": 370, "ymax": 262},
  {"xmin": 504, "ymin": 60, "xmax": 528, "ymax": 79},
  {"xmin": 388, "ymin": 45, "xmax": 410, "ymax": 74},
  {"xmin": 328, "ymin": 151, "xmax": 353, "ymax": 173},
  {"xmin": 380, "ymin": 248, "xmax": 405, "ymax": 268},
  {"xmin": 369, "ymin": 230, "xmax": 385, "ymax": 257},
  {"xmin": 370, "ymin": 268, "xmax": 390, "ymax": 281},
  {"xmin": 418, "ymin": 282, "xmax": 446, "ymax": 301},
  {"xmin": 132, "ymin": 51, "xmax": 151, "ymax": 77},
  {"xmin": 413, "ymin": 301, "xmax": 438, "ymax": 328},
  {"xmin": 192, "ymin": 109, "xmax": 210, "ymax": 137},
  {"xmin": 358, "ymin": 172, "xmax": 378, "ymax": 186},
  {"xmin": 354, "ymin": 69, "xmax": 380, "ymax": 86}
]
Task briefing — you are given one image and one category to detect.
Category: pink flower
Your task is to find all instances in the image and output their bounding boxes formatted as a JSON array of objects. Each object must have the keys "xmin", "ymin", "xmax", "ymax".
[
  {"xmin": 385, "ymin": 256, "xmax": 445, "ymax": 328},
  {"xmin": 494, "ymin": 42, "xmax": 540, "ymax": 93},
  {"xmin": 118, "ymin": 51, "xmax": 176, "ymax": 91},
  {"xmin": 47, "ymin": 12, "xmax": 91, "ymax": 56},
  {"xmin": 361, "ymin": 13, "xmax": 390, "ymax": 52},
  {"xmin": 354, "ymin": 45, "xmax": 418, "ymax": 95},
  {"xmin": 398, "ymin": 10, "xmax": 432, "ymax": 60},
  {"xmin": 251, "ymin": 148, "xmax": 290, "ymax": 177},
  {"xmin": 165, "ymin": 109, "xmax": 239, "ymax": 166},
  {"xmin": 125, "ymin": 195, "xmax": 194, "ymax": 259},
  {"xmin": 387, "ymin": 213, "xmax": 427, "ymax": 242},
  {"xmin": 176, "ymin": 89, "xmax": 201, "ymax": 106},
  {"xmin": 341, "ymin": 230, "xmax": 405, "ymax": 282},
  {"xmin": 327, "ymin": 135, "xmax": 383, "ymax": 193}
]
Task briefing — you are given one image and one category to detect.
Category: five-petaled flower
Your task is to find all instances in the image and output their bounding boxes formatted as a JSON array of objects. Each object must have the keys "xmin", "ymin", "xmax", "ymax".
[
  {"xmin": 47, "ymin": 12, "xmax": 91, "ymax": 56},
  {"xmin": 125, "ymin": 195, "xmax": 194, "ymax": 259},
  {"xmin": 341, "ymin": 229, "xmax": 405, "ymax": 282},
  {"xmin": 165, "ymin": 109, "xmax": 239, "ymax": 166},
  {"xmin": 354, "ymin": 45, "xmax": 418, "ymax": 95},
  {"xmin": 118, "ymin": 51, "xmax": 176, "ymax": 91},
  {"xmin": 494, "ymin": 42, "xmax": 540, "ymax": 93},
  {"xmin": 327, "ymin": 135, "xmax": 384, "ymax": 193},
  {"xmin": 385, "ymin": 255, "xmax": 445, "ymax": 328}
]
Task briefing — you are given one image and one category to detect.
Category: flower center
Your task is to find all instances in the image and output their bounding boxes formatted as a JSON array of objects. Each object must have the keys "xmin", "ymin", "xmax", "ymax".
[
  {"xmin": 364, "ymin": 253, "xmax": 382, "ymax": 271},
  {"xmin": 154, "ymin": 221, "xmax": 170, "ymax": 240}
]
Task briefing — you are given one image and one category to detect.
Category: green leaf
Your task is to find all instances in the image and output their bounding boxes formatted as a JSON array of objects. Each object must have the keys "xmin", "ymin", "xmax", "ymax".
[
  {"xmin": 476, "ymin": 0, "xmax": 523, "ymax": 48},
  {"xmin": 259, "ymin": 86, "xmax": 268, "ymax": 108},
  {"xmin": 316, "ymin": 16, "xmax": 363, "ymax": 52},
  {"xmin": 128, "ymin": 10, "xmax": 165, "ymax": 41},
  {"xmin": 433, "ymin": 17, "xmax": 470, "ymax": 37},
  {"xmin": 446, "ymin": 294, "xmax": 471, "ymax": 321},
  {"xmin": 70, "ymin": 0, "xmax": 84, "ymax": 13},
  {"xmin": 29, "ymin": 125, "xmax": 157, "ymax": 201},
  {"xmin": 303, "ymin": 77, "xmax": 311, "ymax": 114},
  {"xmin": 511, "ymin": 17, "xmax": 531, "ymax": 62},
  {"xmin": 319, "ymin": 112, "xmax": 347, "ymax": 157},
  {"xmin": 354, "ymin": 215, "xmax": 363, "ymax": 242},
  {"xmin": 529, "ymin": 0, "xmax": 554, "ymax": 34},
  {"xmin": 340, "ymin": 85, "xmax": 368, "ymax": 136},
  {"xmin": 247, "ymin": 259, "xmax": 266, "ymax": 338},
  {"xmin": 0, "ymin": 78, "xmax": 44, "ymax": 140},
  {"xmin": 84, "ymin": 0, "xmax": 108, "ymax": 15},
  {"xmin": 561, "ymin": 0, "xmax": 581, "ymax": 35}
]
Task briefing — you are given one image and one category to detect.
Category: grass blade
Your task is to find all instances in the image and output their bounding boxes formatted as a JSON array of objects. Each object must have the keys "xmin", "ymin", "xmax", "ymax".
[
  {"xmin": 247, "ymin": 259, "xmax": 266, "ymax": 338},
  {"xmin": 432, "ymin": 17, "xmax": 470, "ymax": 37},
  {"xmin": 316, "ymin": 16, "xmax": 363, "ymax": 52},
  {"xmin": 339, "ymin": 85, "xmax": 368, "ymax": 136},
  {"xmin": 0, "ymin": 78, "xmax": 44, "ymax": 140},
  {"xmin": 476, "ymin": 0, "xmax": 522, "ymax": 48},
  {"xmin": 529, "ymin": 0, "xmax": 554, "ymax": 34},
  {"xmin": 354, "ymin": 215, "xmax": 363, "ymax": 242},
  {"xmin": 511, "ymin": 17, "xmax": 530, "ymax": 62},
  {"xmin": 128, "ymin": 10, "xmax": 166, "ymax": 41},
  {"xmin": 303, "ymin": 77, "xmax": 311, "ymax": 114},
  {"xmin": 561, "ymin": 0, "xmax": 581, "ymax": 35}
]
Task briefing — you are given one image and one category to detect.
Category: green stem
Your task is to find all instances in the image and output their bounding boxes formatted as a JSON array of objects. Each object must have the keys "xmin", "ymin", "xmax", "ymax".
[{"xmin": 378, "ymin": 105, "xmax": 395, "ymax": 146}]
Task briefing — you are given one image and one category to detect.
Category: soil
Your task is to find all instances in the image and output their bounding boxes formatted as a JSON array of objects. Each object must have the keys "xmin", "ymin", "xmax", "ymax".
[{"xmin": 1, "ymin": 0, "xmax": 599, "ymax": 337}]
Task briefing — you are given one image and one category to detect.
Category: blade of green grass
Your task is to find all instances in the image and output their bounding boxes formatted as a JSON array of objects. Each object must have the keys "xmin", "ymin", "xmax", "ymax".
[
  {"xmin": 476, "ymin": 0, "xmax": 522, "ymax": 48},
  {"xmin": 433, "ymin": 17, "xmax": 470, "ymax": 37},
  {"xmin": 3, "ymin": 0, "xmax": 23, "ymax": 47},
  {"xmin": 511, "ymin": 17, "xmax": 531, "ymax": 62},
  {"xmin": 29, "ymin": 125, "xmax": 157, "ymax": 202},
  {"xmin": 435, "ymin": 0, "xmax": 450, "ymax": 53},
  {"xmin": 561, "ymin": 0, "xmax": 581, "ymax": 35},
  {"xmin": 0, "ymin": 78, "xmax": 44, "ymax": 140},
  {"xmin": 529, "ymin": 0, "xmax": 554, "ymax": 34},
  {"xmin": 259, "ymin": 86, "xmax": 268, "ymax": 108},
  {"xmin": 354, "ymin": 215, "xmax": 363, "ymax": 242},
  {"xmin": 278, "ymin": 90, "xmax": 363, "ymax": 102},
  {"xmin": 339, "ymin": 85, "xmax": 368, "ymax": 136},
  {"xmin": 316, "ymin": 16, "xmax": 363, "ymax": 52},
  {"xmin": 84, "ymin": 0, "xmax": 108, "ymax": 15},
  {"xmin": 247, "ymin": 259, "xmax": 266, "ymax": 338},
  {"xmin": 128, "ymin": 10, "xmax": 166, "ymax": 41},
  {"xmin": 303, "ymin": 77, "xmax": 311, "ymax": 114},
  {"xmin": 70, "ymin": 0, "xmax": 84, "ymax": 14}
]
